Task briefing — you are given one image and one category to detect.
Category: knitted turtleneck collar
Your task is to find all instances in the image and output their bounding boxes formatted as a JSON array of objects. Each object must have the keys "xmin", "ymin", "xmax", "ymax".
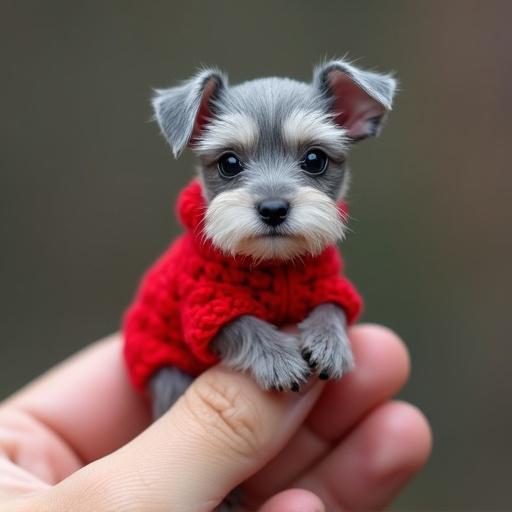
[{"xmin": 176, "ymin": 179, "xmax": 209, "ymax": 235}]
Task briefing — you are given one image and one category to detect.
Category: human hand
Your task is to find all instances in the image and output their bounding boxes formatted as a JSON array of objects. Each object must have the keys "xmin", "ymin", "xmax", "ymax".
[{"xmin": 0, "ymin": 325, "xmax": 431, "ymax": 511}]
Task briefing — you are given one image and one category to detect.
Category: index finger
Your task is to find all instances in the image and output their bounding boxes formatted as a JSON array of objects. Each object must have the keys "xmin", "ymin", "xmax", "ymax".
[{"xmin": 2, "ymin": 334, "xmax": 150, "ymax": 464}]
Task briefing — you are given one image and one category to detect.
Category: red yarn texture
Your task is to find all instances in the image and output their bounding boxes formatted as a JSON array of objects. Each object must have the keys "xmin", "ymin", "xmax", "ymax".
[{"xmin": 123, "ymin": 180, "xmax": 363, "ymax": 390}]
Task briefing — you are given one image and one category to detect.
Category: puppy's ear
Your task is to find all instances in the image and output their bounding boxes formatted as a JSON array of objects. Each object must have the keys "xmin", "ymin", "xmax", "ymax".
[
  {"xmin": 313, "ymin": 59, "xmax": 397, "ymax": 141},
  {"xmin": 152, "ymin": 68, "xmax": 228, "ymax": 158}
]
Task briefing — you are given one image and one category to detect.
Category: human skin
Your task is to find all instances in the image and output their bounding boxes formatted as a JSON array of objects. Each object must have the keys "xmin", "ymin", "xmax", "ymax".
[{"xmin": 0, "ymin": 325, "xmax": 431, "ymax": 511}]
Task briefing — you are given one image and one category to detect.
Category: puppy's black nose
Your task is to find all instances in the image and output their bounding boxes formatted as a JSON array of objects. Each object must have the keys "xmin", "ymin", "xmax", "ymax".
[{"xmin": 258, "ymin": 199, "xmax": 290, "ymax": 226}]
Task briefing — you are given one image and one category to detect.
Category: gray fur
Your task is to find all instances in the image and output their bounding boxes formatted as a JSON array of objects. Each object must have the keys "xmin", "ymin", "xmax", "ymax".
[
  {"xmin": 299, "ymin": 303, "xmax": 354, "ymax": 379},
  {"xmin": 149, "ymin": 366, "xmax": 194, "ymax": 419},
  {"xmin": 211, "ymin": 315, "xmax": 310, "ymax": 391},
  {"xmin": 215, "ymin": 488, "xmax": 244, "ymax": 511}
]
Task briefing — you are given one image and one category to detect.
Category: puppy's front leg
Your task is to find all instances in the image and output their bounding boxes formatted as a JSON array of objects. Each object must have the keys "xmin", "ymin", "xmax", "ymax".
[
  {"xmin": 150, "ymin": 366, "xmax": 194, "ymax": 419},
  {"xmin": 299, "ymin": 303, "xmax": 354, "ymax": 380},
  {"xmin": 212, "ymin": 316, "xmax": 311, "ymax": 391}
]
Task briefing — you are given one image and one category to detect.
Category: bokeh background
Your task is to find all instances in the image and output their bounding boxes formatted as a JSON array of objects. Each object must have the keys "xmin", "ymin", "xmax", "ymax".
[{"xmin": 1, "ymin": 1, "xmax": 511, "ymax": 509}]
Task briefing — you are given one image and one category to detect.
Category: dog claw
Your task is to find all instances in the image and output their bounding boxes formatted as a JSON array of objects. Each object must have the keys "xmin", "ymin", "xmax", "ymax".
[
  {"xmin": 301, "ymin": 349, "xmax": 312, "ymax": 362},
  {"xmin": 302, "ymin": 349, "xmax": 319, "ymax": 369},
  {"xmin": 318, "ymin": 371, "xmax": 329, "ymax": 380},
  {"xmin": 290, "ymin": 382, "xmax": 300, "ymax": 392}
]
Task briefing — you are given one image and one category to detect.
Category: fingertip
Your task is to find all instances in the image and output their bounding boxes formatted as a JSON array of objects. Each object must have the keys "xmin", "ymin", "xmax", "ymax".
[
  {"xmin": 377, "ymin": 400, "xmax": 433, "ymax": 475},
  {"xmin": 356, "ymin": 400, "xmax": 432, "ymax": 490},
  {"xmin": 349, "ymin": 323, "xmax": 411, "ymax": 388},
  {"xmin": 297, "ymin": 400, "xmax": 432, "ymax": 511},
  {"xmin": 259, "ymin": 488, "xmax": 325, "ymax": 512}
]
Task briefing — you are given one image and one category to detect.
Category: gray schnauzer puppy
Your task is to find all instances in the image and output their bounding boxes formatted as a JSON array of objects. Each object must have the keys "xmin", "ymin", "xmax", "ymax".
[{"xmin": 149, "ymin": 58, "xmax": 396, "ymax": 419}]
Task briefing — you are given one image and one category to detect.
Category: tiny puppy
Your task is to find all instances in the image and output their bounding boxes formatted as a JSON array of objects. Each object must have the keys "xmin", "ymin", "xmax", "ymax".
[{"xmin": 123, "ymin": 58, "xmax": 397, "ymax": 419}]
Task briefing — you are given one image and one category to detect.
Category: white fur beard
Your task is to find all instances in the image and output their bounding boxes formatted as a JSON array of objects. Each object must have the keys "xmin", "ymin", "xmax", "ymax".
[{"xmin": 203, "ymin": 186, "xmax": 346, "ymax": 261}]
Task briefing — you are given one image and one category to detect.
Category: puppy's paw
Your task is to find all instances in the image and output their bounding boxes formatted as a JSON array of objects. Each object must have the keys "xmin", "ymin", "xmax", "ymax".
[
  {"xmin": 299, "ymin": 320, "xmax": 354, "ymax": 380},
  {"xmin": 250, "ymin": 331, "xmax": 311, "ymax": 392}
]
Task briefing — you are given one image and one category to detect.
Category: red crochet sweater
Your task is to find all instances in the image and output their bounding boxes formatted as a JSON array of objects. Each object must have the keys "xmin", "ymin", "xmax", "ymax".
[{"xmin": 123, "ymin": 180, "xmax": 363, "ymax": 390}]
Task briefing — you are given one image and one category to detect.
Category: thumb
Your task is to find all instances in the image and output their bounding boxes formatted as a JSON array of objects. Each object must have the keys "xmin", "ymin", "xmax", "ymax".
[{"xmin": 34, "ymin": 365, "xmax": 323, "ymax": 512}]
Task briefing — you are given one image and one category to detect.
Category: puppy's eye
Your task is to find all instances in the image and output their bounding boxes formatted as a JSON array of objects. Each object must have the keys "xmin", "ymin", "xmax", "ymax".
[
  {"xmin": 300, "ymin": 149, "xmax": 328, "ymax": 175},
  {"xmin": 218, "ymin": 153, "xmax": 244, "ymax": 178}
]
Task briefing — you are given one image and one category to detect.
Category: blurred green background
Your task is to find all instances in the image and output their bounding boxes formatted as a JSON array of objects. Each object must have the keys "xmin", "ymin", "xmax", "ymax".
[{"xmin": 1, "ymin": 1, "xmax": 511, "ymax": 509}]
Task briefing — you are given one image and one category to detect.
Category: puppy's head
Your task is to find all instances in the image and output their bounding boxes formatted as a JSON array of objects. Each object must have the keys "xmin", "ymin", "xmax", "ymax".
[{"xmin": 152, "ymin": 60, "xmax": 396, "ymax": 261}]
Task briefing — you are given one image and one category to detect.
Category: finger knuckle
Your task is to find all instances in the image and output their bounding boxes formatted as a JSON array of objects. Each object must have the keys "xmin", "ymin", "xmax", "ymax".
[{"xmin": 184, "ymin": 373, "xmax": 263, "ymax": 459}]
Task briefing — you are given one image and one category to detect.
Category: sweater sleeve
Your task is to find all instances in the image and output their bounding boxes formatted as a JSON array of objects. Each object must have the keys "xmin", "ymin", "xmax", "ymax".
[
  {"xmin": 311, "ymin": 274, "xmax": 363, "ymax": 324},
  {"xmin": 304, "ymin": 246, "xmax": 363, "ymax": 324}
]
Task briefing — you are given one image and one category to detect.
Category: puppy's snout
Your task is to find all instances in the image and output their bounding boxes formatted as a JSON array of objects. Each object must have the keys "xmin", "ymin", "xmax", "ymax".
[{"xmin": 257, "ymin": 199, "xmax": 290, "ymax": 227}]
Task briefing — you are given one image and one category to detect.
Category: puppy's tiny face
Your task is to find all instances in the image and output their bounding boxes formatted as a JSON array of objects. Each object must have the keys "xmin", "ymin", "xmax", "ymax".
[
  {"xmin": 152, "ymin": 61, "xmax": 396, "ymax": 260},
  {"xmin": 196, "ymin": 86, "xmax": 349, "ymax": 261}
]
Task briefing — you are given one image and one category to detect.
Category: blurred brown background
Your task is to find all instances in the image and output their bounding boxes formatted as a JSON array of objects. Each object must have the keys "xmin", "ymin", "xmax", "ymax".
[{"xmin": 1, "ymin": 1, "xmax": 511, "ymax": 509}]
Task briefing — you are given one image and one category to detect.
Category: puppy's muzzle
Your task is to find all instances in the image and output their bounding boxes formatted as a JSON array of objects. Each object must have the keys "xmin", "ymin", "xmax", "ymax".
[{"xmin": 257, "ymin": 199, "xmax": 289, "ymax": 227}]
